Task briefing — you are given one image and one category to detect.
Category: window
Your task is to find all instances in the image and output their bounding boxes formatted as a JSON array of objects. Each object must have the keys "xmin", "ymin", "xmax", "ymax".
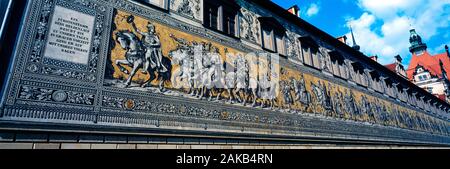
[
  {"xmin": 339, "ymin": 64, "xmax": 347, "ymax": 79},
  {"xmin": 299, "ymin": 36, "xmax": 319, "ymax": 68},
  {"xmin": 311, "ymin": 48, "xmax": 320, "ymax": 69},
  {"xmin": 417, "ymin": 74, "xmax": 428, "ymax": 81},
  {"xmin": 331, "ymin": 61, "xmax": 340, "ymax": 77},
  {"xmin": 262, "ymin": 26, "xmax": 275, "ymax": 51},
  {"xmin": 204, "ymin": 2, "xmax": 219, "ymax": 30},
  {"xmin": 275, "ymin": 34, "xmax": 286, "ymax": 56},
  {"xmin": 417, "ymin": 68, "xmax": 423, "ymax": 73},
  {"xmin": 352, "ymin": 62, "xmax": 365, "ymax": 85},
  {"xmin": 204, "ymin": 0, "xmax": 239, "ymax": 37},
  {"xmin": 329, "ymin": 51, "xmax": 345, "ymax": 78},
  {"xmin": 259, "ymin": 17, "xmax": 287, "ymax": 56},
  {"xmin": 301, "ymin": 43, "xmax": 312, "ymax": 66},
  {"xmin": 135, "ymin": 0, "xmax": 168, "ymax": 9},
  {"xmin": 223, "ymin": 9, "xmax": 236, "ymax": 36},
  {"xmin": 425, "ymin": 87, "xmax": 433, "ymax": 93}
]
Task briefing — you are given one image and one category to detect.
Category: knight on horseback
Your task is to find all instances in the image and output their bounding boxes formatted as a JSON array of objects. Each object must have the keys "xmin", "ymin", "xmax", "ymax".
[{"xmin": 130, "ymin": 18, "xmax": 167, "ymax": 74}]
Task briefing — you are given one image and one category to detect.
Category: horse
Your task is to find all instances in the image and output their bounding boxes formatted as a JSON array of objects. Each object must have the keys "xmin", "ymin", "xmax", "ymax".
[
  {"xmin": 223, "ymin": 71, "xmax": 236, "ymax": 103},
  {"xmin": 310, "ymin": 82, "xmax": 324, "ymax": 108},
  {"xmin": 231, "ymin": 56, "xmax": 250, "ymax": 105},
  {"xmin": 168, "ymin": 35, "xmax": 195, "ymax": 91},
  {"xmin": 115, "ymin": 30, "xmax": 171, "ymax": 91},
  {"xmin": 115, "ymin": 30, "xmax": 146, "ymax": 87},
  {"xmin": 258, "ymin": 75, "xmax": 278, "ymax": 109},
  {"xmin": 202, "ymin": 53, "xmax": 226, "ymax": 101},
  {"xmin": 169, "ymin": 46, "xmax": 192, "ymax": 89},
  {"xmin": 141, "ymin": 54, "xmax": 172, "ymax": 92},
  {"xmin": 292, "ymin": 78, "xmax": 311, "ymax": 111}
]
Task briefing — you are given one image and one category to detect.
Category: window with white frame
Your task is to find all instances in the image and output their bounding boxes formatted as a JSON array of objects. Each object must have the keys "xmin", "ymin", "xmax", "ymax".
[
  {"xmin": 204, "ymin": 0, "xmax": 239, "ymax": 37},
  {"xmin": 425, "ymin": 87, "xmax": 433, "ymax": 93},
  {"xmin": 223, "ymin": 8, "xmax": 236, "ymax": 36},
  {"xmin": 135, "ymin": 0, "xmax": 168, "ymax": 9},
  {"xmin": 204, "ymin": 2, "xmax": 219, "ymax": 30}
]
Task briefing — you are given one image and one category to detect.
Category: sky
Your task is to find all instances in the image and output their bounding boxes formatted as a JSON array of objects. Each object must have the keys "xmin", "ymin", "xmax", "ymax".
[{"xmin": 271, "ymin": 0, "xmax": 450, "ymax": 68}]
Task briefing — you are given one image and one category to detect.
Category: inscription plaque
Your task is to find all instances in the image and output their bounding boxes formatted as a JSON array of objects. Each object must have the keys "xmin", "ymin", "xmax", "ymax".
[{"xmin": 43, "ymin": 5, "xmax": 95, "ymax": 65}]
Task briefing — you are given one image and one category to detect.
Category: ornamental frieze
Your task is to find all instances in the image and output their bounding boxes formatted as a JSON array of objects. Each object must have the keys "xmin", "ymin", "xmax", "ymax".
[{"xmin": 0, "ymin": 0, "xmax": 448, "ymax": 145}]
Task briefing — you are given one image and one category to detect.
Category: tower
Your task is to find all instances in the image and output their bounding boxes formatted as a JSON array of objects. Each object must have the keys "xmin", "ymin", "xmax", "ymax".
[
  {"xmin": 409, "ymin": 29, "xmax": 427, "ymax": 55},
  {"xmin": 287, "ymin": 5, "xmax": 300, "ymax": 17},
  {"xmin": 395, "ymin": 54, "xmax": 402, "ymax": 64},
  {"xmin": 440, "ymin": 59, "xmax": 448, "ymax": 80},
  {"xmin": 446, "ymin": 45, "xmax": 449, "ymax": 58},
  {"xmin": 350, "ymin": 26, "xmax": 360, "ymax": 51}
]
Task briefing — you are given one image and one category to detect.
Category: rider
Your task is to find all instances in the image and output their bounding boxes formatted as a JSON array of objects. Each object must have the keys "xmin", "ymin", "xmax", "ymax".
[{"xmin": 131, "ymin": 21, "xmax": 167, "ymax": 74}]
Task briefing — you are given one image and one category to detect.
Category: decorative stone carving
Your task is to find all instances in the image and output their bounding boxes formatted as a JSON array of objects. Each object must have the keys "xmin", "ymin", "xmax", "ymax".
[
  {"xmin": 286, "ymin": 30, "xmax": 302, "ymax": 62},
  {"xmin": 318, "ymin": 47, "xmax": 332, "ymax": 72},
  {"xmin": 19, "ymin": 86, "xmax": 94, "ymax": 105},
  {"xmin": 240, "ymin": 8, "xmax": 260, "ymax": 44},
  {"xmin": 26, "ymin": 0, "xmax": 105, "ymax": 82},
  {"xmin": 171, "ymin": 0, "xmax": 201, "ymax": 21}
]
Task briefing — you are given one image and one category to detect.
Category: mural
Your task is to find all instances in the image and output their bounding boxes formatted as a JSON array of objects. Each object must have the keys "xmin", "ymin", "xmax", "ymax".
[
  {"xmin": 240, "ymin": 7, "xmax": 261, "ymax": 44},
  {"xmin": 104, "ymin": 10, "xmax": 449, "ymax": 135},
  {"xmin": 171, "ymin": 0, "xmax": 201, "ymax": 21}
]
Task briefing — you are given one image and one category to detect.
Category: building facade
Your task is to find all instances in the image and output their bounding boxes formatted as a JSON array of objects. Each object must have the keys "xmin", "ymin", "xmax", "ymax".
[
  {"xmin": 384, "ymin": 55, "xmax": 408, "ymax": 79},
  {"xmin": 0, "ymin": 0, "xmax": 449, "ymax": 147},
  {"xmin": 406, "ymin": 29, "xmax": 450, "ymax": 103}
]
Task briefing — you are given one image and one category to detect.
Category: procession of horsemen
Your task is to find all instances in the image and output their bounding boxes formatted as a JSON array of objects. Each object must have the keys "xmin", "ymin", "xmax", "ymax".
[{"xmin": 112, "ymin": 17, "xmax": 447, "ymax": 134}]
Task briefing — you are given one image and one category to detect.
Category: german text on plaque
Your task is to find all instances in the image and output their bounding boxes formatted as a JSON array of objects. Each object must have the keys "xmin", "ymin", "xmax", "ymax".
[{"xmin": 43, "ymin": 5, "xmax": 95, "ymax": 65}]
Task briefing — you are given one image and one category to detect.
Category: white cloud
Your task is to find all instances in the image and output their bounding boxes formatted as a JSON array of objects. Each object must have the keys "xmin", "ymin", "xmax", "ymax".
[
  {"xmin": 346, "ymin": 0, "xmax": 450, "ymax": 66},
  {"xmin": 306, "ymin": 3, "xmax": 320, "ymax": 17},
  {"xmin": 357, "ymin": 0, "xmax": 424, "ymax": 19},
  {"xmin": 430, "ymin": 42, "xmax": 450, "ymax": 55}
]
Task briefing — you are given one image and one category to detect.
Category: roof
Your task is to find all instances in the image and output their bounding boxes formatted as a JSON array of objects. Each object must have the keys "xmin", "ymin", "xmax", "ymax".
[
  {"xmin": 406, "ymin": 51, "xmax": 450, "ymax": 80},
  {"xmin": 384, "ymin": 63, "xmax": 396, "ymax": 72},
  {"xmin": 436, "ymin": 94, "xmax": 447, "ymax": 101}
]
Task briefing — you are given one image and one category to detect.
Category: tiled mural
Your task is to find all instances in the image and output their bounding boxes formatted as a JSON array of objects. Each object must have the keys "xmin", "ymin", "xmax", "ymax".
[{"xmin": 105, "ymin": 10, "xmax": 448, "ymax": 135}]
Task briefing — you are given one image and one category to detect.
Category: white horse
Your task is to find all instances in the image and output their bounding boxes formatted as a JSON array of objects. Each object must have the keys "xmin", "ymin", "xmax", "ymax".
[
  {"xmin": 169, "ymin": 46, "xmax": 192, "ymax": 89},
  {"xmin": 232, "ymin": 55, "xmax": 250, "ymax": 104},
  {"xmin": 258, "ymin": 75, "xmax": 278, "ymax": 109},
  {"xmin": 203, "ymin": 52, "xmax": 226, "ymax": 101},
  {"xmin": 189, "ymin": 44, "xmax": 208, "ymax": 97}
]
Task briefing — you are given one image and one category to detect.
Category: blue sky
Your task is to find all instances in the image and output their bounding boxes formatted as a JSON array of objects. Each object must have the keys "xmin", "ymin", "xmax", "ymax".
[{"xmin": 271, "ymin": 0, "xmax": 450, "ymax": 67}]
